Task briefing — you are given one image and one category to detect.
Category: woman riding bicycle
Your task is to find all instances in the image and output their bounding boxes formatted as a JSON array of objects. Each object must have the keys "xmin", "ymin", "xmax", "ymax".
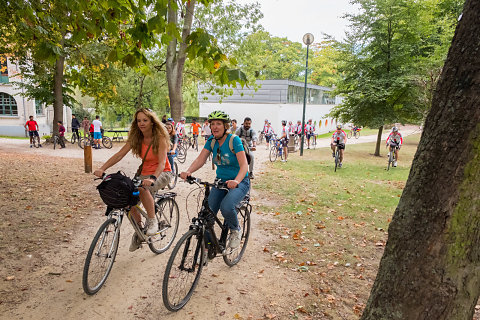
[
  {"xmin": 94, "ymin": 108, "xmax": 172, "ymax": 251},
  {"xmin": 180, "ymin": 110, "xmax": 250, "ymax": 249},
  {"xmin": 165, "ymin": 121, "xmax": 178, "ymax": 174}
]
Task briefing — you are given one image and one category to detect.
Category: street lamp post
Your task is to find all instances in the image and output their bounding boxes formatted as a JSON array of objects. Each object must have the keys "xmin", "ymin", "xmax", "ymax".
[{"xmin": 300, "ymin": 33, "xmax": 314, "ymax": 156}]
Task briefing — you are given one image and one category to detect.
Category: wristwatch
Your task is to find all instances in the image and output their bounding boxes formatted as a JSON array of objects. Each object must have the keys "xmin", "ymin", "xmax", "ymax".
[{"xmin": 149, "ymin": 175, "xmax": 157, "ymax": 181}]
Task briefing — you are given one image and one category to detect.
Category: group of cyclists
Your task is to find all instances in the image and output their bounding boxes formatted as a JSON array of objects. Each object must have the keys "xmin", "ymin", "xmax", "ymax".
[
  {"xmin": 260, "ymin": 118, "xmax": 403, "ymax": 168},
  {"xmin": 94, "ymin": 109, "xmax": 248, "ymax": 252}
]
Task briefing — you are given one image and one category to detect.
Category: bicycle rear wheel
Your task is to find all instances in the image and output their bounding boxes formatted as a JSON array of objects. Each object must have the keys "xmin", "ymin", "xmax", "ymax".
[
  {"xmin": 168, "ymin": 162, "xmax": 178, "ymax": 190},
  {"xmin": 149, "ymin": 197, "xmax": 180, "ymax": 254},
  {"xmin": 162, "ymin": 229, "xmax": 205, "ymax": 311},
  {"xmin": 83, "ymin": 217, "xmax": 120, "ymax": 295},
  {"xmin": 102, "ymin": 137, "xmax": 113, "ymax": 149},
  {"xmin": 269, "ymin": 146, "xmax": 277, "ymax": 162},
  {"xmin": 223, "ymin": 205, "xmax": 251, "ymax": 266},
  {"xmin": 177, "ymin": 145, "xmax": 187, "ymax": 164}
]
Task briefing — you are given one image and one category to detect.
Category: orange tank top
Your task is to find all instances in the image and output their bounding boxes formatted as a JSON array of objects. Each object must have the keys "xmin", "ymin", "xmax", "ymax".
[{"xmin": 140, "ymin": 143, "xmax": 171, "ymax": 175}]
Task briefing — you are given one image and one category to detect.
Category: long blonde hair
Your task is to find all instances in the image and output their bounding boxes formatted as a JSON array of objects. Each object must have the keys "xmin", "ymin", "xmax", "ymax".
[{"xmin": 127, "ymin": 108, "xmax": 169, "ymax": 157}]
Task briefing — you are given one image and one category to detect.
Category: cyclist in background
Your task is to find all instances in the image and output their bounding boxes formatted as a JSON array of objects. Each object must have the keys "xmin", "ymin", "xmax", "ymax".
[
  {"xmin": 57, "ymin": 121, "xmax": 66, "ymax": 149},
  {"xmin": 81, "ymin": 117, "xmax": 90, "ymax": 138},
  {"xmin": 24, "ymin": 115, "xmax": 42, "ymax": 148},
  {"xmin": 175, "ymin": 117, "xmax": 186, "ymax": 139},
  {"xmin": 305, "ymin": 119, "xmax": 315, "ymax": 149},
  {"xmin": 190, "ymin": 118, "xmax": 202, "ymax": 149},
  {"xmin": 94, "ymin": 108, "xmax": 172, "ymax": 251},
  {"xmin": 386, "ymin": 127, "xmax": 403, "ymax": 167},
  {"xmin": 331, "ymin": 125, "xmax": 347, "ymax": 168},
  {"xmin": 230, "ymin": 119, "xmax": 238, "ymax": 134},
  {"xmin": 201, "ymin": 119, "xmax": 212, "ymax": 143},
  {"xmin": 236, "ymin": 117, "xmax": 257, "ymax": 179},
  {"xmin": 92, "ymin": 115, "xmax": 102, "ymax": 149},
  {"xmin": 280, "ymin": 120, "xmax": 289, "ymax": 162},
  {"xmin": 180, "ymin": 110, "xmax": 249, "ymax": 250},
  {"xmin": 71, "ymin": 114, "xmax": 81, "ymax": 141},
  {"xmin": 264, "ymin": 122, "xmax": 274, "ymax": 149},
  {"xmin": 165, "ymin": 121, "xmax": 178, "ymax": 174}
]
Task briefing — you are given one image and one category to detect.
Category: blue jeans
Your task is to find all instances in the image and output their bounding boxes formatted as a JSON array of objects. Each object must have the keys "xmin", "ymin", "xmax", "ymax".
[
  {"xmin": 208, "ymin": 177, "xmax": 250, "ymax": 231},
  {"xmin": 167, "ymin": 151, "xmax": 177, "ymax": 174}
]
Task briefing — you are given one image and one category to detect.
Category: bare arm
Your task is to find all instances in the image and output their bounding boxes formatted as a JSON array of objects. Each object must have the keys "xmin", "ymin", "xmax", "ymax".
[
  {"xmin": 180, "ymin": 148, "xmax": 210, "ymax": 179},
  {"xmin": 94, "ymin": 142, "xmax": 131, "ymax": 177},
  {"xmin": 227, "ymin": 151, "xmax": 248, "ymax": 189}
]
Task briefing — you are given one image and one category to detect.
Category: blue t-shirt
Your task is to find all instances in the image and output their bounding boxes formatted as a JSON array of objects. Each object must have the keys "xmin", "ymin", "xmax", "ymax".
[{"xmin": 204, "ymin": 134, "xmax": 247, "ymax": 181}]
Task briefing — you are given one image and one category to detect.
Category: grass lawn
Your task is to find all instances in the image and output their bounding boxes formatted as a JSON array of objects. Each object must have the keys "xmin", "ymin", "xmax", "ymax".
[{"xmin": 255, "ymin": 134, "xmax": 420, "ymax": 319}]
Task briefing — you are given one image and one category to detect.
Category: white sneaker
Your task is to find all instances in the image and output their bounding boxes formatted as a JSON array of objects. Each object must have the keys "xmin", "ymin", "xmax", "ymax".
[
  {"xmin": 228, "ymin": 228, "xmax": 242, "ymax": 249},
  {"xmin": 339, "ymin": 162, "xmax": 343, "ymax": 168},
  {"xmin": 129, "ymin": 233, "xmax": 142, "ymax": 252},
  {"xmin": 145, "ymin": 218, "xmax": 158, "ymax": 236},
  {"xmin": 393, "ymin": 161, "xmax": 397, "ymax": 167}
]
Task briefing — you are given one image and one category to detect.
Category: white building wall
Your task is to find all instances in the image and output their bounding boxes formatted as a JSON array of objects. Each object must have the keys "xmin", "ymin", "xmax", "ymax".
[
  {"xmin": 0, "ymin": 56, "xmax": 70, "ymax": 137},
  {"xmin": 199, "ymin": 102, "xmax": 342, "ymax": 134}
]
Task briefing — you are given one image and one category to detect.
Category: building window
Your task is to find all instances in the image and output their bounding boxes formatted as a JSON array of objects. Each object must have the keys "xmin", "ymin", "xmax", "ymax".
[
  {"xmin": 35, "ymin": 100, "xmax": 44, "ymax": 115},
  {"xmin": 0, "ymin": 92, "xmax": 18, "ymax": 116},
  {"xmin": 287, "ymin": 85, "xmax": 336, "ymax": 105},
  {"xmin": 0, "ymin": 55, "xmax": 8, "ymax": 84}
]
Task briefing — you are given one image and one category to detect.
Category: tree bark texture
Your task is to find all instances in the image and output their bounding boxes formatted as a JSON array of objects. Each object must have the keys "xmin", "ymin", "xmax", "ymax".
[
  {"xmin": 166, "ymin": 0, "xmax": 196, "ymax": 121},
  {"xmin": 52, "ymin": 54, "xmax": 65, "ymax": 136},
  {"xmin": 361, "ymin": 0, "xmax": 480, "ymax": 319},
  {"xmin": 374, "ymin": 125, "xmax": 383, "ymax": 156}
]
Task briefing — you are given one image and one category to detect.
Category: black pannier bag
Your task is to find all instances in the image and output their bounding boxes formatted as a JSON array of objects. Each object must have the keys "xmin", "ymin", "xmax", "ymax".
[{"xmin": 97, "ymin": 171, "xmax": 139, "ymax": 209}]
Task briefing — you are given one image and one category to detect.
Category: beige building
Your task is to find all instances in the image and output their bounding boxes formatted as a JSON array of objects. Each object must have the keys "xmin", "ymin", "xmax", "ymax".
[{"xmin": 0, "ymin": 55, "xmax": 71, "ymax": 137}]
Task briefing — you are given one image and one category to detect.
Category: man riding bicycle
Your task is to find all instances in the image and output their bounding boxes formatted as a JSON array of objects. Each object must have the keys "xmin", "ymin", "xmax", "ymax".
[
  {"xmin": 236, "ymin": 117, "xmax": 257, "ymax": 178},
  {"xmin": 386, "ymin": 127, "xmax": 403, "ymax": 167},
  {"xmin": 331, "ymin": 124, "xmax": 347, "ymax": 168},
  {"xmin": 180, "ymin": 110, "xmax": 249, "ymax": 250}
]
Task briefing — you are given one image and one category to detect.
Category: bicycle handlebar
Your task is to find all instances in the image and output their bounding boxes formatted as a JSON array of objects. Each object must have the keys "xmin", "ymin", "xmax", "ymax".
[{"xmin": 185, "ymin": 175, "xmax": 229, "ymax": 189}]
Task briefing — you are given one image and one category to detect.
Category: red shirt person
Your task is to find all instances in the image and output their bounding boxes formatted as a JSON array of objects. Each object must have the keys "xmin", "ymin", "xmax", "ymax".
[{"xmin": 24, "ymin": 115, "xmax": 42, "ymax": 148}]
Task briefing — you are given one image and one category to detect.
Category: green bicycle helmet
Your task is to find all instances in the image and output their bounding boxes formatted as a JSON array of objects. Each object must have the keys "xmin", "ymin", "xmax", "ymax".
[{"xmin": 207, "ymin": 110, "xmax": 230, "ymax": 123}]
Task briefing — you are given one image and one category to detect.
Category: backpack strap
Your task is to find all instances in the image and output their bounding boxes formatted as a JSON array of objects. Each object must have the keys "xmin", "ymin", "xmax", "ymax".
[
  {"xmin": 228, "ymin": 134, "xmax": 236, "ymax": 154},
  {"xmin": 135, "ymin": 142, "xmax": 153, "ymax": 178}
]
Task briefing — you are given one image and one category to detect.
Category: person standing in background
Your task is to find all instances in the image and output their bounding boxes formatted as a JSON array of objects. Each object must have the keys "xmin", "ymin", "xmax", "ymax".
[
  {"xmin": 81, "ymin": 117, "xmax": 90, "ymax": 138},
  {"xmin": 71, "ymin": 114, "xmax": 80, "ymax": 141},
  {"xmin": 92, "ymin": 115, "xmax": 103, "ymax": 149}
]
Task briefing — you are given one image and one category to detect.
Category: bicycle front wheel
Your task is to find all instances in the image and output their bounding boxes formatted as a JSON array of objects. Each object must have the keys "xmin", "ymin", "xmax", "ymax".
[
  {"xmin": 83, "ymin": 217, "xmax": 120, "ymax": 295},
  {"xmin": 224, "ymin": 205, "xmax": 251, "ymax": 266},
  {"xmin": 53, "ymin": 136, "xmax": 58, "ymax": 149},
  {"xmin": 102, "ymin": 137, "xmax": 113, "ymax": 149},
  {"xmin": 70, "ymin": 135, "xmax": 76, "ymax": 144},
  {"xmin": 387, "ymin": 151, "xmax": 392, "ymax": 171},
  {"xmin": 162, "ymin": 229, "xmax": 205, "ymax": 311},
  {"xmin": 269, "ymin": 146, "xmax": 277, "ymax": 162},
  {"xmin": 355, "ymin": 131, "xmax": 360, "ymax": 139},
  {"xmin": 149, "ymin": 197, "xmax": 180, "ymax": 254},
  {"xmin": 168, "ymin": 162, "xmax": 178, "ymax": 190},
  {"xmin": 334, "ymin": 149, "xmax": 339, "ymax": 172}
]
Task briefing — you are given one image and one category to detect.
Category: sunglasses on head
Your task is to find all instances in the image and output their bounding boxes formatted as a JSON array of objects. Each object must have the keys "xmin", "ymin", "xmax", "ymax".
[{"xmin": 216, "ymin": 147, "xmax": 221, "ymax": 163}]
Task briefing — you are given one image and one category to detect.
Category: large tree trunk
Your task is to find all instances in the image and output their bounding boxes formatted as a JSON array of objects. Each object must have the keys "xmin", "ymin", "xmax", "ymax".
[
  {"xmin": 374, "ymin": 125, "xmax": 383, "ymax": 156},
  {"xmin": 361, "ymin": 0, "xmax": 480, "ymax": 319},
  {"xmin": 52, "ymin": 54, "xmax": 65, "ymax": 135},
  {"xmin": 166, "ymin": 0, "xmax": 196, "ymax": 121}
]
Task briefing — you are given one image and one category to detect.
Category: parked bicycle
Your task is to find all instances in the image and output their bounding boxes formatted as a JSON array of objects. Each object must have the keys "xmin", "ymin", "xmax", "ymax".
[
  {"xmin": 79, "ymin": 135, "xmax": 113, "ymax": 149},
  {"xmin": 82, "ymin": 175, "xmax": 180, "ymax": 295},
  {"xmin": 269, "ymin": 136, "xmax": 284, "ymax": 162},
  {"xmin": 162, "ymin": 176, "xmax": 251, "ymax": 311}
]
